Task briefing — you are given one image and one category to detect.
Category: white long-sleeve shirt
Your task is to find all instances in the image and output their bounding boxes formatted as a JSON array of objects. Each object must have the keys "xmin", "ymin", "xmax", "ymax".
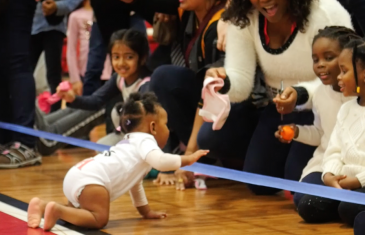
[
  {"xmin": 294, "ymin": 84, "xmax": 354, "ymax": 180},
  {"xmin": 225, "ymin": 0, "xmax": 352, "ymax": 110},
  {"xmin": 322, "ymin": 99, "xmax": 365, "ymax": 187}
]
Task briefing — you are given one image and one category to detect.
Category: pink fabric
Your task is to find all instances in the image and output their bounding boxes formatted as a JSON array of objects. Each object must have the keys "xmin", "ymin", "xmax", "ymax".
[
  {"xmin": 199, "ymin": 77, "xmax": 231, "ymax": 130},
  {"xmin": 67, "ymin": 8, "xmax": 112, "ymax": 83},
  {"xmin": 38, "ymin": 81, "xmax": 72, "ymax": 114}
]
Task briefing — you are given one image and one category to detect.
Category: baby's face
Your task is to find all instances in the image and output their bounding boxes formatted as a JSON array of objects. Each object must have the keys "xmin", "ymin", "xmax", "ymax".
[{"xmin": 153, "ymin": 106, "xmax": 170, "ymax": 149}]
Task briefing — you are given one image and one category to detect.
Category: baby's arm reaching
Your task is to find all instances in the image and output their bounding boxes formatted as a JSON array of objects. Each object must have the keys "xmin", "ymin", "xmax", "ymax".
[
  {"xmin": 145, "ymin": 149, "xmax": 209, "ymax": 172},
  {"xmin": 129, "ymin": 181, "xmax": 166, "ymax": 219}
]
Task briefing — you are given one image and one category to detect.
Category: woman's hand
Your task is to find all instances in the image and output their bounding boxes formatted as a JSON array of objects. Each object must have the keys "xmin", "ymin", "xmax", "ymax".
[
  {"xmin": 274, "ymin": 124, "xmax": 298, "ymax": 143},
  {"xmin": 323, "ymin": 173, "xmax": 346, "ymax": 189},
  {"xmin": 273, "ymin": 87, "xmax": 297, "ymax": 114},
  {"xmin": 72, "ymin": 81, "xmax": 83, "ymax": 96},
  {"xmin": 153, "ymin": 173, "xmax": 177, "ymax": 185},
  {"xmin": 205, "ymin": 67, "xmax": 226, "ymax": 79},
  {"xmin": 339, "ymin": 177, "xmax": 361, "ymax": 190},
  {"xmin": 175, "ymin": 169, "xmax": 195, "ymax": 191},
  {"xmin": 57, "ymin": 86, "xmax": 76, "ymax": 103}
]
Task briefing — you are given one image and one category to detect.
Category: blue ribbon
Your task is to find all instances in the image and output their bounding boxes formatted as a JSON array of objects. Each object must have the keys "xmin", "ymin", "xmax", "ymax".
[{"xmin": 1, "ymin": 121, "xmax": 365, "ymax": 205}]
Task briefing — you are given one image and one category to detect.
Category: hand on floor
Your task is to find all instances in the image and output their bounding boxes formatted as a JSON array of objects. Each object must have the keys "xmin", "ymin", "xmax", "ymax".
[
  {"xmin": 153, "ymin": 173, "xmax": 177, "ymax": 185},
  {"xmin": 175, "ymin": 170, "xmax": 195, "ymax": 191}
]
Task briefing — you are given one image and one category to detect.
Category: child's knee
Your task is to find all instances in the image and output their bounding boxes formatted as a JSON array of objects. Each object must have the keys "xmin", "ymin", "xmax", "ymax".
[
  {"xmin": 354, "ymin": 211, "xmax": 365, "ymax": 234},
  {"xmin": 338, "ymin": 201, "xmax": 357, "ymax": 226},
  {"xmin": 95, "ymin": 215, "xmax": 109, "ymax": 229},
  {"xmin": 297, "ymin": 195, "xmax": 339, "ymax": 223}
]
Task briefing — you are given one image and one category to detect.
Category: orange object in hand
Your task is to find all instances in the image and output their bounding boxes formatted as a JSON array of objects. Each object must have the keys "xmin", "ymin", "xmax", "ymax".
[{"xmin": 281, "ymin": 126, "xmax": 295, "ymax": 141}]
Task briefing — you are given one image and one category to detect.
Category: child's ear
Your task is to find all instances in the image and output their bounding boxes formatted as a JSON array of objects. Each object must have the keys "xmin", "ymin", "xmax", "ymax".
[{"xmin": 149, "ymin": 121, "xmax": 157, "ymax": 135}]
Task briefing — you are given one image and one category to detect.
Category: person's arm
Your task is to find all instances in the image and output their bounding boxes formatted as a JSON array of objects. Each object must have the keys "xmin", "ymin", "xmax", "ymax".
[
  {"xmin": 185, "ymin": 108, "xmax": 204, "ymax": 154},
  {"xmin": 67, "ymin": 12, "xmax": 81, "ymax": 84},
  {"xmin": 321, "ymin": 120, "xmax": 344, "ymax": 181},
  {"xmin": 292, "ymin": 79, "xmax": 321, "ymax": 110},
  {"xmin": 55, "ymin": 0, "xmax": 83, "ymax": 16},
  {"xmin": 224, "ymin": 22, "xmax": 256, "ymax": 103},
  {"xmin": 129, "ymin": 180, "xmax": 148, "ymax": 208},
  {"xmin": 294, "ymin": 104, "xmax": 323, "ymax": 146},
  {"xmin": 68, "ymin": 73, "xmax": 120, "ymax": 110}
]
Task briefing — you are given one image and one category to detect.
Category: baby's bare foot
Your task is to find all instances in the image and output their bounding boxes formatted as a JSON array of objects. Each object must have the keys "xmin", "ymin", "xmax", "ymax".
[
  {"xmin": 27, "ymin": 197, "xmax": 47, "ymax": 228},
  {"xmin": 43, "ymin": 201, "xmax": 61, "ymax": 231}
]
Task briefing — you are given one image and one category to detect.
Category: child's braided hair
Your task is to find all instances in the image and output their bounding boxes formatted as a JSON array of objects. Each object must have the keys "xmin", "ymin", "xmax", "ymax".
[{"xmin": 120, "ymin": 92, "xmax": 161, "ymax": 133}]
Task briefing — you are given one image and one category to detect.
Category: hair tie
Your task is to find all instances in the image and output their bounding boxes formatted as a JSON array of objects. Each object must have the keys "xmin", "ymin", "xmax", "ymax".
[{"xmin": 126, "ymin": 119, "xmax": 131, "ymax": 125}]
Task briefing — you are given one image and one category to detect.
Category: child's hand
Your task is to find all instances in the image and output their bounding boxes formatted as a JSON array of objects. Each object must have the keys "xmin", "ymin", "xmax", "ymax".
[
  {"xmin": 273, "ymin": 87, "xmax": 297, "ymax": 114},
  {"xmin": 57, "ymin": 86, "xmax": 76, "ymax": 103},
  {"xmin": 274, "ymin": 124, "xmax": 298, "ymax": 143},
  {"xmin": 153, "ymin": 172, "xmax": 176, "ymax": 185},
  {"xmin": 181, "ymin": 150, "xmax": 209, "ymax": 167},
  {"xmin": 42, "ymin": 0, "xmax": 57, "ymax": 16},
  {"xmin": 72, "ymin": 81, "xmax": 83, "ymax": 96},
  {"xmin": 323, "ymin": 173, "xmax": 346, "ymax": 189},
  {"xmin": 339, "ymin": 177, "xmax": 361, "ymax": 190},
  {"xmin": 143, "ymin": 210, "xmax": 167, "ymax": 219}
]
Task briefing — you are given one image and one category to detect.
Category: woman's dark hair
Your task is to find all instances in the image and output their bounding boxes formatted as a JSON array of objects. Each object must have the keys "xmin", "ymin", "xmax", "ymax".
[
  {"xmin": 120, "ymin": 92, "xmax": 161, "ymax": 133},
  {"xmin": 109, "ymin": 29, "xmax": 150, "ymax": 64},
  {"xmin": 313, "ymin": 26, "xmax": 361, "ymax": 49},
  {"xmin": 222, "ymin": 0, "xmax": 313, "ymax": 32}
]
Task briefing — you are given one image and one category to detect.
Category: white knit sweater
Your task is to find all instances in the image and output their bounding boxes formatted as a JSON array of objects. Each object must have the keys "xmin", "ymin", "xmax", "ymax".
[
  {"xmin": 294, "ymin": 84, "xmax": 354, "ymax": 180},
  {"xmin": 322, "ymin": 99, "xmax": 365, "ymax": 187},
  {"xmin": 225, "ymin": 0, "xmax": 352, "ymax": 110}
]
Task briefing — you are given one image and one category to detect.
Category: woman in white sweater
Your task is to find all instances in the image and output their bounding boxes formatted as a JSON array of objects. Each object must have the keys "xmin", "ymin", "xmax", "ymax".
[
  {"xmin": 296, "ymin": 38, "xmax": 365, "ymax": 228},
  {"xmin": 200, "ymin": 0, "xmax": 352, "ymax": 195},
  {"xmin": 273, "ymin": 26, "xmax": 358, "ymax": 207}
]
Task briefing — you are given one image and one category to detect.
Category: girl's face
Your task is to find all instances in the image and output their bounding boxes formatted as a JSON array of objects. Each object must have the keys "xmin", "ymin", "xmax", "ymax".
[
  {"xmin": 312, "ymin": 38, "xmax": 342, "ymax": 90},
  {"xmin": 250, "ymin": 0, "xmax": 289, "ymax": 23},
  {"xmin": 179, "ymin": 0, "xmax": 213, "ymax": 11},
  {"xmin": 151, "ymin": 106, "xmax": 170, "ymax": 149},
  {"xmin": 338, "ymin": 48, "xmax": 359, "ymax": 96},
  {"xmin": 111, "ymin": 42, "xmax": 140, "ymax": 80}
]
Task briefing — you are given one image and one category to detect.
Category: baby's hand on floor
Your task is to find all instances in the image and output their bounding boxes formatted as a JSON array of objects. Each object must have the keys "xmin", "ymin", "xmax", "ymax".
[
  {"xmin": 153, "ymin": 173, "xmax": 176, "ymax": 186},
  {"xmin": 143, "ymin": 210, "xmax": 167, "ymax": 219}
]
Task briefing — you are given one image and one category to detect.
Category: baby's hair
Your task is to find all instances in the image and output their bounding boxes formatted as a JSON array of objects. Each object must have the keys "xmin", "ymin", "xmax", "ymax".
[
  {"xmin": 109, "ymin": 29, "xmax": 150, "ymax": 64},
  {"xmin": 313, "ymin": 26, "xmax": 361, "ymax": 49},
  {"xmin": 120, "ymin": 92, "xmax": 161, "ymax": 133}
]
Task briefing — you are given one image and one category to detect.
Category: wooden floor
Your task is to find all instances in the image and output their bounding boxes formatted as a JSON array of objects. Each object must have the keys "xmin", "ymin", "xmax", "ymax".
[{"xmin": 0, "ymin": 126, "xmax": 353, "ymax": 235}]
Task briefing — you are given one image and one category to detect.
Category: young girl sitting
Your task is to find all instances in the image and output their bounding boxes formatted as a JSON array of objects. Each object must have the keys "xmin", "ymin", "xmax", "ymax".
[
  {"xmin": 35, "ymin": 28, "xmax": 151, "ymax": 155},
  {"xmin": 294, "ymin": 38, "xmax": 365, "ymax": 228},
  {"xmin": 27, "ymin": 92, "xmax": 209, "ymax": 231},
  {"xmin": 274, "ymin": 26, "xmax": 360, "ymax": 207}
]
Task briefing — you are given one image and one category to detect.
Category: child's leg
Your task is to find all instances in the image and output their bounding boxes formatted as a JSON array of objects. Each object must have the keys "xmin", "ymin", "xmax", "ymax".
[
  {"xmin": 338, "ymin": 187, "xmax": 365, "ymax": 226},
  {"xmin": 293, "ymin": 172, "xmax": 324, "ymax": 207},
  {"xmin": 43, "ymin": 185, "xmax": 110, "ymax": 230},
  {"xmin": 297, "ymin": 194, "xmax": 340, "ymax": 223}
]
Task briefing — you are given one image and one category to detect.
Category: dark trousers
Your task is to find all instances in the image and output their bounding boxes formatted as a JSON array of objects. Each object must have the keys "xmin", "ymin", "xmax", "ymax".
[
  {"xmin": 295, "ymin": 172, "xmax": 365, "ymax": 227},
  {"xmin": 150, "ymin": 65, "xmax": 203, "ymax": 145},
  {"xmin": 293, "ymin": 172, "xmax": 324, "ymax": 207},
  {"xmin": 31, "ymin": 30, "xmax": 65, "ymax": 112},
  {"xmin": 242, "ymin": 105, "xmax": 316, "ymax": 195},
  {"xmin": 0, "ymin": 0, "xmax": 37, "ymax": 148}
]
